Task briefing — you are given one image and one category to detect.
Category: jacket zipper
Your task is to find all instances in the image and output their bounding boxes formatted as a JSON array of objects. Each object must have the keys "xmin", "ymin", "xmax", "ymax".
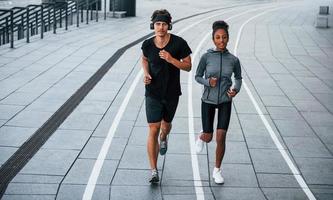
[{"xmin": 217, "ymin": 52, "xmax": 222, "ymax": 104}]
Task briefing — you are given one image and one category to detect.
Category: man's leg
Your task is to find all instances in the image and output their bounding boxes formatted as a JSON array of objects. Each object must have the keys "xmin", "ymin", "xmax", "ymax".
[
  {"xmin": 159, "ymin": 120, "xmax": 171, "ymax": 155},
  {"xmin": 147, "ymin": 122, "xmax": 161, "ymax": 170},
  {"xmin": 145, "ymin": 96, "xmax": 164, "ymax": 182},
  {"xmin": 159, "ymin": 97, "xmax": 179, "ymax": 155},
  {"xmin": 160, "ymin": 120, "xmax": 171, "ymax": 141}
]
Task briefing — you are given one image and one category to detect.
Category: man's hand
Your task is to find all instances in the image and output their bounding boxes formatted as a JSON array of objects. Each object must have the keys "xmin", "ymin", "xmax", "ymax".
[
  {"xmin": 159, "ymin": 50, "xmax": 191, "ymax": 72},
  {"xmin": 159, "ymin": 50, "xmax": 173, "ymax": 63},
  {"xmin": 143, "ymin": 73, "xmax": 152, "ymax": 85}
]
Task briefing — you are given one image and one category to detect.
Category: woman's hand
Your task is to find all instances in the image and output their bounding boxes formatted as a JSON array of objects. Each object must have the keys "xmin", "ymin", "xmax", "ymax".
[
  {"xmin": 227, "ymin": 88, "xmax": 237, "ymax": 98},
  {"xmin": 143, "ymin": 73, "xmax": 152, "ymax": 85},
  {"xmin": 209, "ymin": 77, "xmax": 217, "ymax": 87}
]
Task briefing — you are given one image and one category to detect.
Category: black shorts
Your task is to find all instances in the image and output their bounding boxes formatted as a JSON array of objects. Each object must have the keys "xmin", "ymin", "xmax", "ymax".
[
  {"xmin": 201, "ymin": 101, "xmax": 232, "ymax": 133},
  {"xmin": 145, "ymin": 96, "xmax": 179, "ymax": 123}
]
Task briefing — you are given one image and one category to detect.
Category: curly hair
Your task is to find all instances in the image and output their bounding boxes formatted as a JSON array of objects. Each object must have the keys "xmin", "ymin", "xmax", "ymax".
[
  {"xmin": 151, "ymin": 9, "xmax": 172, "ymax": 23},
  {"xmin": 212, "ymin": 20, "xmax": 229, "ymax": 38}
]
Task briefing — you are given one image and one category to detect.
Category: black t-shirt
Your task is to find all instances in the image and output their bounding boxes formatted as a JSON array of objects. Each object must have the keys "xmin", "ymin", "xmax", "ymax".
[{"xmin": 141, "ymin": 34, "xmax": 192, "ymax": 100}]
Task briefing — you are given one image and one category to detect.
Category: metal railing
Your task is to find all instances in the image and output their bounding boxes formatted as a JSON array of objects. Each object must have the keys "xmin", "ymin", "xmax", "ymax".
[{"xmin": 0, "ymin": 0, "xmax": 103, "ymax": 48}]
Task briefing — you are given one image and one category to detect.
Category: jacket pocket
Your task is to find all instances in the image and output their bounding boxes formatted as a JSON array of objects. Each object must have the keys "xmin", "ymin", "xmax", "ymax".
[
  {"xmin": 203, "ymin": 86, "xmax": 210, "ymax": 100},
  {"xmin": 207, "ymin": 87, "xmax": 211, "ymax": 99}
]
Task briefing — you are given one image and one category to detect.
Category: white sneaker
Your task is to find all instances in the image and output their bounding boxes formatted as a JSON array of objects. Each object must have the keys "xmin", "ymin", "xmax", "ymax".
[
  {"xmin": 195, "ymin": 136, "xmax": 205, "ymax": 153},
  {"xmin": 212, "ymin": 167, "xmax": 224, "ymax": 184}
]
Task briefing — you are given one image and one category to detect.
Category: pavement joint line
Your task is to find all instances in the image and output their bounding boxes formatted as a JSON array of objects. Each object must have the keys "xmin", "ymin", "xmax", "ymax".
[
  {"xmin": 276, "ymin": 26, "xmax": 333, "ymax": 111},
  {"xmin": 272, "ymin": 26, "xmax": 333, "ymax": 155},
  {"xmin": 233, "ymin": 5, "xmax": 317, "ymax": 200}
]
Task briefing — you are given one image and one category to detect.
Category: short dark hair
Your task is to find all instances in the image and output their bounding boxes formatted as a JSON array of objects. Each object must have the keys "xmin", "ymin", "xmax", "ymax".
[
  {"xmin": 151, "ymin": 9, "xmax": 172, "ymax": 23},
  {"xmin": 212, "ymin": 20, "xmax": 229, "ymax": 38}
]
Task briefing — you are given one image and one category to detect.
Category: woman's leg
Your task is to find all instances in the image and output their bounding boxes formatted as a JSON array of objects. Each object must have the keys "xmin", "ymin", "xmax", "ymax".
[
  {"xmin": 200, "ymin": 132, "xmax": 213, "ymax": 142},
  {"xmin": 215, "ymin": 129, "xmax": 227, "ymax": 168},
  {"xmin": 200, "ymin": 101, "xmax": 215, "ymax": 142},
  {"xmin": 215, "ymin": 102, "xmax": 232, "ymax": 168},
  {"xmin": 213, "ymin": 128, "xmax": 226, "ymax": 184}
]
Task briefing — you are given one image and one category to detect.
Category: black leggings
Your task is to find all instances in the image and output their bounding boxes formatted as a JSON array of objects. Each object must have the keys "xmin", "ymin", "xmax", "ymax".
[{"xmin": 201, "ymin": 101, "xmax": 232, "ymax": 133}]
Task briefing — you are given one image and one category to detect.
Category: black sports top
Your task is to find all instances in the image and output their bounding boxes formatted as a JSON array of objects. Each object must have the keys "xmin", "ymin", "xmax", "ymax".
[{"xmin": 141, "ymin": 34, "xmax": 192, "ymax": 100}]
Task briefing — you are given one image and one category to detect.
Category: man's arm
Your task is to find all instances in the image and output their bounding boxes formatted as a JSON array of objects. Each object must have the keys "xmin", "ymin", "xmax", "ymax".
[
  {"xmin": 159, "ymin": 50, "xmax": 192, "ymax": 72},
  {"xmin": 142, "ymin": 54, "xmax": 152, "ymax": 85},
  {"xmin": 171, "ymin": 55, "xmax": 192, "ymax": 72}
]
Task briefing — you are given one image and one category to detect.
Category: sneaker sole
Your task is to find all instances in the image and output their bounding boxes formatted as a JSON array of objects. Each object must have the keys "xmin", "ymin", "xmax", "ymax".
[
  {"xmin": 149, "ymin": 177, "xmax": 159, "ymax": 183},
  {"xmin": 213, "ymin": 178, "xmax": 224, "ymax": 185}
]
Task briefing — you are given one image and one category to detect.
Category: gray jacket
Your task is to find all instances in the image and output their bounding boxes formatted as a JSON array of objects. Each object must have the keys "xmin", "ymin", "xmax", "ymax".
[{"xmin": 195, "ymin": 48, "xmax": 242, "ymax": 104}]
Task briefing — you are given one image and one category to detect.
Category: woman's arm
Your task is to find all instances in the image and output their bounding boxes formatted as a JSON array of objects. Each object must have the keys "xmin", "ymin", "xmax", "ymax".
[
  {"xmin": 233, "ymin": 58, "xmax": 242, "ymax": 93},
  {"xmin": 195, "ymin": 54, "xmax": 211, "ymax": 87}
]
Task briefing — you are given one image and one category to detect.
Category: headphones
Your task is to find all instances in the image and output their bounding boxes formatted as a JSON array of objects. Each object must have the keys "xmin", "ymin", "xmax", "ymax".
[{"xmin": 150, "ymin": 22, "xmax": 172, "ymax": 30}]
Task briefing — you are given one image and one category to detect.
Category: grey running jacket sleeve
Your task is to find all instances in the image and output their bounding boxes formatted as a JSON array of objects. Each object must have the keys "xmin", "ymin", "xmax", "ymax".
[
  {"xmin": 233, "ymin": 58, "xmax": 242, "ymax": 93},
  {"xmin": 195, "ymin": 53, "xmax": 210, "ymax": 87}
]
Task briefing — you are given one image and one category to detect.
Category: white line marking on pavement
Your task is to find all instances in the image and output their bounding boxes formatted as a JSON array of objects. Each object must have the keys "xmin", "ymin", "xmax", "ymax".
[
  {"xmin": 188, "ymin": 5, "xmax": 278, "ymax": 200},
  {"xmin": 188, "ymin": 31, "xmax": 209, "ymax": 200},
  {"xmin": 233, "ymin": 7, "xmax": 317, "ymax": 200},
  {"xmin": 82, "ymin": 68, "xmax": 143, "ymax": 200}
]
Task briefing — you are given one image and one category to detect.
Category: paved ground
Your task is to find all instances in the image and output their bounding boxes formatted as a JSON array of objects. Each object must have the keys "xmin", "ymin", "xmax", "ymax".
[
  {"xmin": 0, "ymin": 0, "xmax": 333, "ymax": 199},
  {"xmin": 0, "ymin": 0, "xmax": 42, "ymax": 8}
]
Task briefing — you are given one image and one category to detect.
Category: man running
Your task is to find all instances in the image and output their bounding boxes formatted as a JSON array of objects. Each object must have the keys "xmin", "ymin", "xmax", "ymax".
[{"xmin": 141, "ymin": 9, "xmax": 192, "ymax": 183}]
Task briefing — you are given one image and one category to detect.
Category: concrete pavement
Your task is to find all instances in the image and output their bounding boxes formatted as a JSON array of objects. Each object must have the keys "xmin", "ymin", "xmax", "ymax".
[{"xmin": 0, "ymin": 0, "xmax": 332, "ymax": 199}]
